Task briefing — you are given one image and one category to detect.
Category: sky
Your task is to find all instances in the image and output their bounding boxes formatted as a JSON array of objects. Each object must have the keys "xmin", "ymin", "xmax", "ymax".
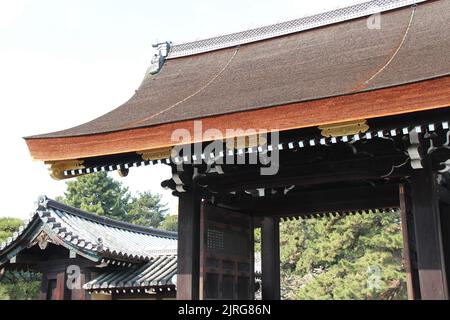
[{"xmin": 0, "ymin": 0, "xmax": 367, "ymax": 219}]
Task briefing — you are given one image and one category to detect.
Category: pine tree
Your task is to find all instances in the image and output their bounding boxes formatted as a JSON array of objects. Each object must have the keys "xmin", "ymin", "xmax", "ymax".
[
  {"xmin": 57, "ymin": 172, "xmax": 130, "ymax": 220},
  {"xmin": 57, "ymin": 172, "xmax": 169, "ymax": 228},
  {"xmin": 127, "ymin": 191, "xmax": 167, "ymax": 228},
  {"xmin": 277, "ymin": 210, "xmax": 407, "ymax": 300},
  {"xmin": 0, "ymin": 218, "xmax": 23, "ymax": 242},
  {"xmin": 0, "ymin": 218, "xmax": 40, "ymax": 300}
]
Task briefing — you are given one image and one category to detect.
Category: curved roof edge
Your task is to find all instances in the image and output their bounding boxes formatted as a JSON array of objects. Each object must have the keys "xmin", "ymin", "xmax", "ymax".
[
  {"xmin": 84, "ymin": 254, "xmax": 177, "ymax": 291},
  {"xmin": 167, "ymin": 0, "xmax": 426, "ymax": 59},
  {"xmin": 38, "ymin": 196, "xmax": 177, "ymax": 239}
]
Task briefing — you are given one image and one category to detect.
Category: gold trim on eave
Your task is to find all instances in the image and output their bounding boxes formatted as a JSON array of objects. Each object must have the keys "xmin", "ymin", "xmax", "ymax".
[
  {"xmin": 45, "ymin": 160, "xmax": 85, "ymax": 180},
  {"xmin": 138, "ymin": 147, "xmax": 173, "ymax": 161},
  {"xmin": 319, "ymin": 119, "xmax": 369, "ymax": 137}
]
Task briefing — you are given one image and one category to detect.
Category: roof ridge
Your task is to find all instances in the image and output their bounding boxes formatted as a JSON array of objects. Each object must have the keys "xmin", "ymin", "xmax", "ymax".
[
  {"xmin": 38, "ymin": 196, "xmax": 178, "ymax": 239},
  {"xmin": 167, "ymin": 0, "xmax": 426, "ymax": 59}
]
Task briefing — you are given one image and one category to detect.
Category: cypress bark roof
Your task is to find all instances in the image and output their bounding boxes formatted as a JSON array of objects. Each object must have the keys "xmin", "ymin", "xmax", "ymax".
[{"xmin": 27, "ymin": 0, "xmax": 450, "ymax": 140}]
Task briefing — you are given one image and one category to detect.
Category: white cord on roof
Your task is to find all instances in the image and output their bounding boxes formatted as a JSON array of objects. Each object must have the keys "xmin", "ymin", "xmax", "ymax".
[{"xmin": 364, "ymin": 4, "xmax": 417, "ymax": 85}]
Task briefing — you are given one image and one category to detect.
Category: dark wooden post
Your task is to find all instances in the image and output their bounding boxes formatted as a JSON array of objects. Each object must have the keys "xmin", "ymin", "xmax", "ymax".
[
  {"xmin": 438, "ymin": 184, "xmax": 450, "ymax": 294},
  {"xmin": 39, "ymin": 274, "xmax": 49, "ymax": 300},
  {"xmin": 410, "ymin": 168, "xmax": 449, "ymax": 300},
  {"xmin": 261, "ymin": 217, "xmax": 280, "ymax": 300},
  {"xmin": 399, "ymin": 184, "xmax": 420, "ymax": 299},
  {"xmin": 177, "ymin": 191, "xmax": 201, "ymax": 300}
]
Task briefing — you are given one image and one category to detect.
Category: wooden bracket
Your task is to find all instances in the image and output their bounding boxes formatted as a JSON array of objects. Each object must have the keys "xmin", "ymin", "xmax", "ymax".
[{"xmin": 45, "ymin": 160, "xmax": 85, "ymax": 180}]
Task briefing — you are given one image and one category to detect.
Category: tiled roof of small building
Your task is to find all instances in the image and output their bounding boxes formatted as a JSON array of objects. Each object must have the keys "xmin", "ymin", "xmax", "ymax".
[
  {"xmin": 84, "ymin": 254, "xmax": 177, "ymax": 292},
  {"xmin": 0, "ymin": 196, "xmax": 177, "ymax": 265}
]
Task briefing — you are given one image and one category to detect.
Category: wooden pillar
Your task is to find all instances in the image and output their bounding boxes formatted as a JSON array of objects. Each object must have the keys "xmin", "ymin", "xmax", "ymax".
[
  {"xmin": 439, "ymin": 189, "xmax": 450, "ymax": 294},
  {"xmin": 410, "ymin": 167, "xmax": 449, "ymax": 300},
  {"xmin": 261, "ymin": 217, "xmax": 280, "ymax": 300},
  {"xmin": 39, "ymin": 274, "xmax": 49, "ymax": 300},
  {"xmin": 177, "ymin": 191, "xmax": 201, "ymax": 300},
  {"xmin": 54, "ymin": 271, "xmax": 66, "ymax": 300},
  {"xmin": 399, "ymin": 184, "xmax": 420, "ymax": 299}
]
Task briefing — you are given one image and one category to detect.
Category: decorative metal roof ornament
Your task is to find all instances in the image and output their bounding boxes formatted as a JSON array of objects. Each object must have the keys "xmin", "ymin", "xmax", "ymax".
[
  {"xmin": 147, "ymin": 41, "xmax": 172, "ymax": 75},
  {"xmin": 36, "ymin": 232, "xmax": 52, "ymax": 250}
]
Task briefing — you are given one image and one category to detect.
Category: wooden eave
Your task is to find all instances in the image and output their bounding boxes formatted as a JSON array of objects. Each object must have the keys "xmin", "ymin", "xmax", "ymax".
[{"xmin": 25, "ymin": 76, "xmax": 450, "ymax": 162}]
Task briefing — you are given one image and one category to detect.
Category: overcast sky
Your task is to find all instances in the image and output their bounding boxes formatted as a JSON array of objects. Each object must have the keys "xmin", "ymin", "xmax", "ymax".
[{"xmin": 0, "ymin": 0, "xmax": 367, "ymax": 219}]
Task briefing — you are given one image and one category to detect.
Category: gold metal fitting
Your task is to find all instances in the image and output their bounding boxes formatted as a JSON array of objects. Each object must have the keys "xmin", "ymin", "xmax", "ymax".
[
  {"xmin": 138, "ymin": 147, "xmax": 173, "ymax": 161},
  {"xmin": 319, "ymin": 119, "xmax": 369, "ymax": 137}
]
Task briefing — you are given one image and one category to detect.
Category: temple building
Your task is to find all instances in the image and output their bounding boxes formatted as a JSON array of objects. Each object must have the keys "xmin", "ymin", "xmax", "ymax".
[
  {"xmin": 0, "ymin": 196, "xmax": 178, "ymax": 300},
  {"xmin": 21, "ymin": 0, "xmax": 450, "ymax": 299}
]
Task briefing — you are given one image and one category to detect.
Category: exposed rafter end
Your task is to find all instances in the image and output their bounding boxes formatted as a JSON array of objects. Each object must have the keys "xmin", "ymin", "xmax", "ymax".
[{"xmin": 290, "ymin": 207, "xmax": 400, "ymax": 220}]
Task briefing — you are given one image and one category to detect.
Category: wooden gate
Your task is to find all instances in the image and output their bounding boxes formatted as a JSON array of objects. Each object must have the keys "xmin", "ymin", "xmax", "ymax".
[{"xmin": 200, "ymin": 203, "xmax": 254, "ymax": 300}]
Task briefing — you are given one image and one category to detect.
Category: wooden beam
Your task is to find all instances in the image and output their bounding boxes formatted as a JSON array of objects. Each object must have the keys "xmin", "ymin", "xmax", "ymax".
[
  {"xmin": 212, "ymin": 184, "xmax": 399, "ymax": 218},
  {"xmin": 199, "ymin": 154, "xmax": 409, "ymax": 194},
  {"xmin": 261, "ymin": 217, "xmax": 280, "ymax": 300},
  {"xmin": 25, "ymin": 76, "xmax": 450, "ymax": 161},
  {"xmin": 410, "ymin": 167, "xmax": 449, "ymax": 300},
  {"xmin": 176, "ymin": 192, "xmax": 201, "ymax": 300}
]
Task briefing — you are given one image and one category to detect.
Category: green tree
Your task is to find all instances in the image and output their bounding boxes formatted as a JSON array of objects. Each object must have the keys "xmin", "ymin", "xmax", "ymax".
[
  {"xmin": 160, "ymin": 214, "xmax": 178, "ymax": 232},
  {"xmin": 127, "ymin": 192, "xmax": 167, "ymax": 227},
  {"xmin": 0, "ymin": 271, "xmax": 40, "ymax": 300},
  {"xmin": 57, "ymin": 172, "xmax": 131, "ymax": 221},
  {"xmin": 0, "ymin": 218, "xmax": 41, "ymax": 300},
  {"xmin": 0, "ymin": 218, "xmax": 23, "ymax": 242},
  {"xmin": 277, "ymin": 210, "xmax": 407, "ymax": 300},
  {"xmin": 57, "ymin": 172, "xmax": 170, "ymax": 228}
]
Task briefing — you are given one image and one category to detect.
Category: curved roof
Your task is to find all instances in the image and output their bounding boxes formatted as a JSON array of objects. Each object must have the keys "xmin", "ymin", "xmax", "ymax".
[
  {"xmin": 28, "ymin": 0, "xmax": 450, "ymax": 140},
  {"xmin": 24, "ymin": 0, "xmax": 450, "ymax": 163},
  {"xmin": 0, "ymin": 196, "xmax": 177, "ymax": 265}
]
